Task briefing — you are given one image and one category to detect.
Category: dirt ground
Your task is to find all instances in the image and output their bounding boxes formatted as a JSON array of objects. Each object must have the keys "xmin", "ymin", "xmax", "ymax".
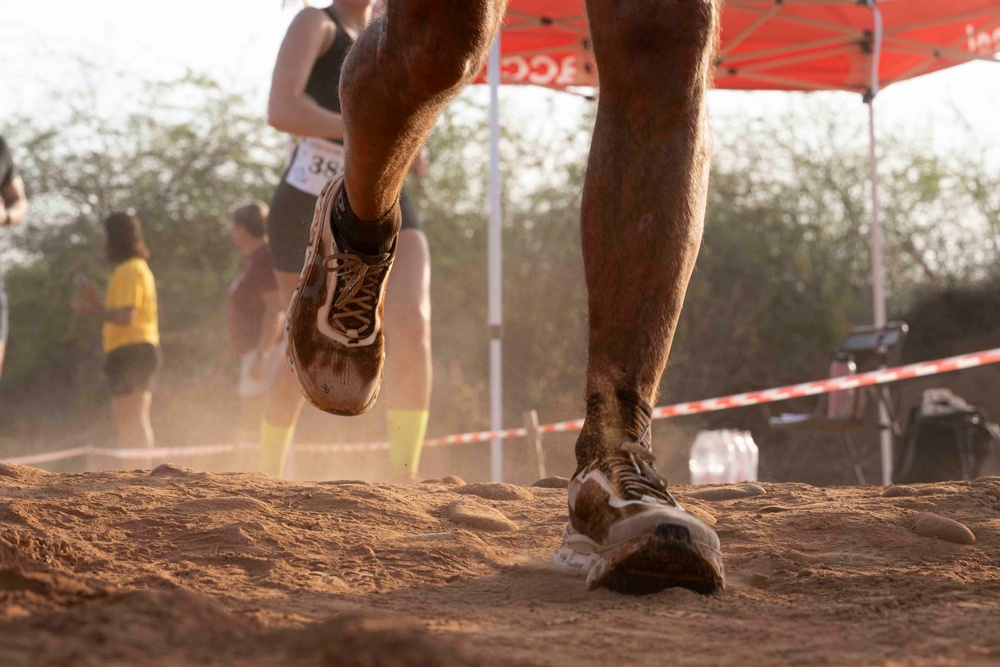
[{"xmin": 1, "ymin": 462, "xmax": 999, "ymax": 666}]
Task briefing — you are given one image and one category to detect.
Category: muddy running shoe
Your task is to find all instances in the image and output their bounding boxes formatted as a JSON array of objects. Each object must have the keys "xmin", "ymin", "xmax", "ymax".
[
  {"xmin": 554, "ymin": 426, "xmax": 724, "ymax": 595},
  {"xmin": 285, "ymin": 176, "xmax": 396, "ymax": 415}
]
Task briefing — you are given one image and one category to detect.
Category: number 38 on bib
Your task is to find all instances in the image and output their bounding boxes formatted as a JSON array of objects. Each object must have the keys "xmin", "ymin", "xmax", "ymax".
[{"xmin": 285, "ymin": 137, "xmax": 345, "ymax": 198}]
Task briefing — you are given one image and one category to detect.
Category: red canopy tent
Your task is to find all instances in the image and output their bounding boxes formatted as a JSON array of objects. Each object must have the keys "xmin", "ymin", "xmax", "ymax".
[
  {"xmin": 492, "ymin": 0, "xmax": 1000, "ymax": 91},
  {"xmin": 479, "ymin": 1, "xmax": 1000, "ymax": 483}
]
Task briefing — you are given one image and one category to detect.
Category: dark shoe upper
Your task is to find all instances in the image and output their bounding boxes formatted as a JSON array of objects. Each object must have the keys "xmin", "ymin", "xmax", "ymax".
[{"xmin": 568, "ymin": 424, "xmax": 683, "ymax": 543}]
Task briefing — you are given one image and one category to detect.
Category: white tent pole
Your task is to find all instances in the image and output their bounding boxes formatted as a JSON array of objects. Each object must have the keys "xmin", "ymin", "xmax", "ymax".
[
  {"xmin": 487, "ymin": 35, "xmax": 504, "ymax": 483},
  {"xmin": 868, "ymin": 103, "xmax": 885, "ymax": 330},
  {"xmin": 867, "ymin": 0, "xmax": 892, "ymax": 487}
]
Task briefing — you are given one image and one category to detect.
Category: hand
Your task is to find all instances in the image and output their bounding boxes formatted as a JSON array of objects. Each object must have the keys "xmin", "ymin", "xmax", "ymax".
[
  {"xmin": 72, "ymin": 274, "xmax": 103, "ymax": 307},
  {"xmin": 409, "ymin": 147, "xmax": 430, "ymax": 179},
  {"xmin": 71, "ymin": 298, "xmax": 99, "ymax": 317}
]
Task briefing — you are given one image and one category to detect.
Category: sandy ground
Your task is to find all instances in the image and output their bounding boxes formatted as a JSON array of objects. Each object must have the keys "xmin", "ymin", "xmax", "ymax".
[{"xmin": 1, "ymin": 462, "xmax": 999, "ymax": 666}]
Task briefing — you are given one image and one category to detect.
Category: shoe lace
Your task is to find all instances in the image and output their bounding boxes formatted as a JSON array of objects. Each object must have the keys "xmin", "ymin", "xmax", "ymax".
[
  {"xmin": 323, "ymin": 252, "xmax": 391, "ymax": 338},
  {"xmin": 608, "ymin": 423, "xmax": 677, "ymax": 506}
]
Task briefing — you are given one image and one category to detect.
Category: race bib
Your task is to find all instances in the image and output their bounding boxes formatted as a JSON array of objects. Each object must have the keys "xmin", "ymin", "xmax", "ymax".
[{"xmin": 285, "ymin": 137, "xmax": 345, "ymax": 197}]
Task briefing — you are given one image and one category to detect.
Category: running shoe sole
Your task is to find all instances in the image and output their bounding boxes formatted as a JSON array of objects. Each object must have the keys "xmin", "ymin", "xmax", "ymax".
[{"xmin": 554, "ymin": 520, "xmax": 724, "ymax": 595}]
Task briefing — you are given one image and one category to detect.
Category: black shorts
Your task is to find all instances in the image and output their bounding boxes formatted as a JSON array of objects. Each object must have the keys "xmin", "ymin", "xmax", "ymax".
[
  {"xmin": 267, "ymin": 178, "xmax": 422, "ymax": 274},
  {"xmin": 104, "ymin": 343, "xmax": 161, "ymax": 396}
]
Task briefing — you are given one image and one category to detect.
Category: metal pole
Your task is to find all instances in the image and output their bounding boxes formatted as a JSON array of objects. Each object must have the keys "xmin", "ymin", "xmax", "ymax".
[
  {"xmin": 867, "ymin": 105, "xmax": 886, "ymax": 330},
  {"xmin": 867, "ymin": 0, "xmax": 892, "ymax": 487},
  {"xmin": 487, "ymin": 35, "xmax": 504, "ymax": 482}
]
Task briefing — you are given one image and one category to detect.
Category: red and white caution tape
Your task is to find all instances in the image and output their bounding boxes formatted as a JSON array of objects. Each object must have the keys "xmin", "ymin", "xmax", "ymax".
[
  {"xmin": 425, "ymin": 427, "xmax": 528, "ymax": 447},
  {"xmin": 4, "ymin": 347, "xmax": 1000, "ymax": 467},
  {"xmin": 90, "ymin": 443, "xmax": 260, "ymax": 459},
  {"xmin": 294, "ymin": 441, "xmax": 388, "ymax": 454},
  {"xmin": 0, "ymin": 446, "xmax": 94, "ymax": 466},
  {"xmin": 540, "ymin": 346, "xmax": 1000, "ymax": 432}
]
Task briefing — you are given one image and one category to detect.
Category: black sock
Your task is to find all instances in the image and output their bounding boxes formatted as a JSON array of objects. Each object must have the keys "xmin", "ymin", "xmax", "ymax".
[
  {"xmin": 331, "ymin": 186, "xmax": 401, "ymax": 256},
  {"xmin": 575, "ymin": 389, "xmax": 653, "ymax": 468}
]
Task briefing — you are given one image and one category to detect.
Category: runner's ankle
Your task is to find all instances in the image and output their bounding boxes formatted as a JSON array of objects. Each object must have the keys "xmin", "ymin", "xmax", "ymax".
[
  {"xmin": 332, "ymin": 185, "xmax": 400, "ymax": 255},
  {"xmin": 575, "ymin": 389, "xmax": 654, "ymax": 468}
]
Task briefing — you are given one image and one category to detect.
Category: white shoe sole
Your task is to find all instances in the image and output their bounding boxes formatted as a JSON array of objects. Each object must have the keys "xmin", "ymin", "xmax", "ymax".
[{"xmin": 553, "ymin": 513, "xmax": 724, "ymax": 594}]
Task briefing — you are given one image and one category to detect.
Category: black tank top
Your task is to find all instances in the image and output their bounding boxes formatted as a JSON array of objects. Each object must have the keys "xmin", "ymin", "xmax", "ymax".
[{"xmin": 304, "ymin": 6, "xmax": 354, "ymax": 122}]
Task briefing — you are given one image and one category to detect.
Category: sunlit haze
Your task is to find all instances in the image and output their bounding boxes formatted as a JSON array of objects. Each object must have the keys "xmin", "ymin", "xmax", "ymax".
[{"xmin": 2, "ymin": 1, "xmax": 998, "ymax": 160}]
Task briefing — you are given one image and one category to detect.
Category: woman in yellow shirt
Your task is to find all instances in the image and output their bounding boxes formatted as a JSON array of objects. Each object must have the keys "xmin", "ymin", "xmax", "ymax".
[{"xmin": 73, "ymin": 213, "xmax": 161, "ymax": 452}]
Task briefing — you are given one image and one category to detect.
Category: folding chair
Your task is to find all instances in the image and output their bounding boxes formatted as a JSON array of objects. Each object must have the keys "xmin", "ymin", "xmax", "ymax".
[{"xmin": 769, "ymin": 322, "xmax": 909, "ymax": 484}]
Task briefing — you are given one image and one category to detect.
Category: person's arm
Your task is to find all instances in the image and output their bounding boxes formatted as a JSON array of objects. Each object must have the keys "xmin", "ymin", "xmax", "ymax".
[
  {"xmin": 0, "ymin": 175, "xmax": 28, "ymax": 226},
  {"xmin": 267, "ymin": 8, "xmax": 345, "ymax": 139},
  {"xmin": 248, "ymin": 289, "xmax": 285, "ymax": 379},
  {"xmin": 258, "ymin": 289, "xmax": 284, "ymax": 353},
  {"xmin": 71, "ymin": 299, "xmax": 136, "ymax": 325},
  {"xmin": 73, "ymin": 263, "xmax": 140, "ymax": 325}
]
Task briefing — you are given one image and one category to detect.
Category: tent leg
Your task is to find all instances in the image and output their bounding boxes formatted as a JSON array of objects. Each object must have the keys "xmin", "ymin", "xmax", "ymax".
[
  {"xmin": 868, "ymin": 99, "xmax": 892, "ymax": 487},
  {"xmin": 487, "ymin": 35, "xmax": 504, "ymax": 483}
]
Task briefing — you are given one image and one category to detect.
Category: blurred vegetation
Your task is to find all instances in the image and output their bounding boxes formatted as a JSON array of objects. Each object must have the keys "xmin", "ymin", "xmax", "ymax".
[{"xmin": 1, "ymin": 72, "xmax": 998, "ymax": 484}]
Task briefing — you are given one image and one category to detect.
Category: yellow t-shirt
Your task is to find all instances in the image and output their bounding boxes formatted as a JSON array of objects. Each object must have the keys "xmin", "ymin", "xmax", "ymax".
[{"xmin": 103, "ymin": 258, "xmax": 159, "ymax": 353}]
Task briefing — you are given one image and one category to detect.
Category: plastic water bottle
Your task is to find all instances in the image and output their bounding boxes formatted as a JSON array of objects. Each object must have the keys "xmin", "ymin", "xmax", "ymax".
[
  {"xmin": 827, "ymin": 352, "xmax": 857, "ymax": 419},
  {"xmin": 689, "ymin": 431, "xmax": 735, "ymax": 485},
  {"xmin": 735, "ymin": 430, "xmax": 760, "ymax": 482},
  {"xmin": 724, "ymin": 430, "xmax": 748, "ymax": 482}
]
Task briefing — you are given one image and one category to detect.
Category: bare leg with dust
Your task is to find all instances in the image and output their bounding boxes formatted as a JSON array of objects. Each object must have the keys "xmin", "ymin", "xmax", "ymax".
[
  {"xmin": 575, "ymin": 0, "xmax": 719, "ymax": 465},
  {"xmin": 383, "ymin": 229, "xmax": 432, "ymax": 478},
  {"xmin": 259, "ymin": 272, "xmax": 307, "ymax": 477},
  {"xmin": 556, "ymin": 0, "xmax": 726, "ymax": 595},
  {"xmin": 111, "ymin": 390, "xmax": 154, "ymax": 468},
  {"xmin": 284, "ymin": 0, "xmax": 503, "ymax": 434},
  {"xmin": 338, "ymin": 0, "xmax": 507, "ymax": 220}
]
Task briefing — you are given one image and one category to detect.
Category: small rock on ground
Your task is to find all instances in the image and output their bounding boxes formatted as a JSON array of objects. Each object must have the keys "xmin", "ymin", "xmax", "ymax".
[
  {"xmin": 422, "ymin": 476, "xmax": 467, "ymax": 486},
  {"xmin": 454, "ymin": 483, "xmax": 533, "ymax": 501},
  {"xmin": 912, "ymin": 512, "xmax": 976, "ymax": 545},
  {"xmin": 150, "ymin": 463, "xmax": 202, "ymax": 478},
  {"xmin": 686, "ymin": 484, "xmax": 766, "ymax": 501},
  {"xmin": 532, "ymin": 476, "xmax": 570, "ymax": 489},
  {"xmin": 447, "ymin": 500, "xmax": 517, "ymax": 532},
  {"xmin": 884, "ymin": 485, "xmax": 960, "ymax": 498}
]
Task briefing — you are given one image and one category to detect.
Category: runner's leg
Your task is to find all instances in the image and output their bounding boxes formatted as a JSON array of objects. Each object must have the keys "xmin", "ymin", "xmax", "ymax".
[
  {"xmin": 576, "ymin": 0, "xmax": 719, "ymax": 463},
  {"xmin": 338, "ymin": 0, "xmax": 507, "ymax": 221},
  {"xmin": 554, "ymin": 0, "xmax": 724, "ymax": 594},
  {"xmin": 0, "ymin": 276, "xmax": 7, "ymax": 379},
  {"xmin": 383, "ymin": 229, "xmax": 432, "ymax": 478},
  {"xmin": 261, "ymin": 272, "xmax": 306, "ymax": 477},
  {"xmin": 286, "ymin": 0, "xmax": 506, "ymax": 415},
  {"xmin": 111, "ymin": 390, "xmax": 154, "ymax": 449}
]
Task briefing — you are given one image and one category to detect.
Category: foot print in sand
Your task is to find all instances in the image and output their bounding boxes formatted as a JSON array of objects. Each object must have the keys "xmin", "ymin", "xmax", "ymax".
[{"xmin": 337, "ymin": 567, "xmax": 380, "ymax": 588}]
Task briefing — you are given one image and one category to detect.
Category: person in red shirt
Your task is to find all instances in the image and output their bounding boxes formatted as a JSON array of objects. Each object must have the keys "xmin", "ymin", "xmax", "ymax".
[{"xmin": 228, "ymin": 201, "xmax": 283, "ymax": 444}]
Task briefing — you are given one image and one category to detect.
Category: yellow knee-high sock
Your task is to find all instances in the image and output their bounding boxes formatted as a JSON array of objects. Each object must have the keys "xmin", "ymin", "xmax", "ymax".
[
  {"xmin": 387, "ymin": 409, "xmax": 429, "ymax": 479},
  {"xmin": 259, "ymin": 419, "xmax": 295, "ymax": 478}
]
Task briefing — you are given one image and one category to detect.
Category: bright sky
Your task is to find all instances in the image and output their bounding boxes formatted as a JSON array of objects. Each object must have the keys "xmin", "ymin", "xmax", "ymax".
[{"xmin": 1, "ymin": 0, "xmax": 998, "ymax": 153}]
